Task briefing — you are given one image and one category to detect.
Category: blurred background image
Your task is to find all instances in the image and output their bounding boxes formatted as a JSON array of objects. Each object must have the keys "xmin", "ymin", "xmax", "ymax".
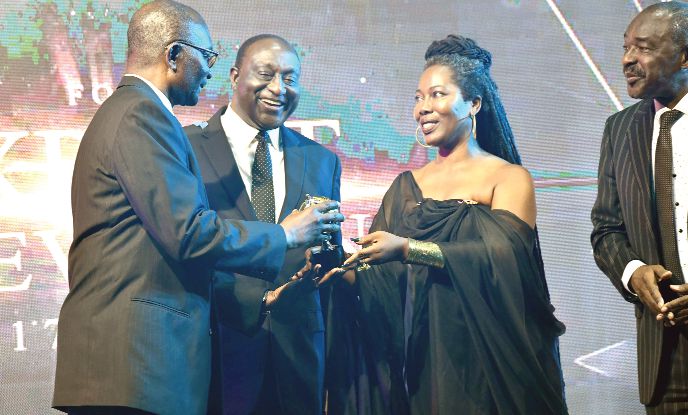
[{"xmin": 0, "ymin": 1, "xmax": 654, "ymax": 413}]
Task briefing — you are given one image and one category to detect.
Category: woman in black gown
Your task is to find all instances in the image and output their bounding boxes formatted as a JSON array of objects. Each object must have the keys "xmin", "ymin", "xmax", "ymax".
[{"xmin": 322, "ymin": 35, "xmax": 567, "ymax": 415}]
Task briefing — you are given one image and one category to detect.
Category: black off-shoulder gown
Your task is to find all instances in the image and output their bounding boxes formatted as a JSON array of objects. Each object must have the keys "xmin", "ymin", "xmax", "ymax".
[{"xmin": 325, "ymin": 171, "xmax": 567, "ymax": 415}]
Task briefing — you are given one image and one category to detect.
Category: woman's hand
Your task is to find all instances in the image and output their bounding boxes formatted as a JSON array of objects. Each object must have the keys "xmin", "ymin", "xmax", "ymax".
[{"xmin": 342, "ymin": 231, "xmax": 409, "ymax": 268}]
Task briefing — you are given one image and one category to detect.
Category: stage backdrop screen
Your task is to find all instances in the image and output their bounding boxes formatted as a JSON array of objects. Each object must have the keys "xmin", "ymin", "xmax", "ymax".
[{"xmin": 0, "ymin": 1, "xmax": 657, "ymax": 413}]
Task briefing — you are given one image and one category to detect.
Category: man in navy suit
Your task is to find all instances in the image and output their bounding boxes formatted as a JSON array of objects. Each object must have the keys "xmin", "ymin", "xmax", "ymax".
[
  {"xmin": 53, "ymin": 3, "xmax": 342, "ymax": 413},
  {"xmin": 185, "ymin": 34, "xmax": 341, "ymax": 415},
  {"xmin": 592, "ymin": 2, "xmax": 688, "ymax": 413}
]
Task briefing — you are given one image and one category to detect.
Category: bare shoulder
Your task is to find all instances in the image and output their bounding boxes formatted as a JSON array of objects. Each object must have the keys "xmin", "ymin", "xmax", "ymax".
[
  {"xmin": 491, "ymin": 162, "xmax": 536, "ymax": 228},
  {"xmin": 409, "ymin": 164, "xmax": 433, "ymax": 187},
  {"xmin": 411, "ymin": 163, "xmax": 429, "ymax": 177},
  {"xmin": 494, "ymin": 163, "xmax": 534, "ymax": 186},
  {"xmin": 477, "ymin": 154, "xmax": 532, "ymax": 186}
]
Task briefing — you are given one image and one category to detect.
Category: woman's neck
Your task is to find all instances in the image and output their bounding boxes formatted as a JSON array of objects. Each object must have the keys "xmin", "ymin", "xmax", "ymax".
[{"xmin": 436, "ymin": 135, "xmax": 483, "ymax": 164}]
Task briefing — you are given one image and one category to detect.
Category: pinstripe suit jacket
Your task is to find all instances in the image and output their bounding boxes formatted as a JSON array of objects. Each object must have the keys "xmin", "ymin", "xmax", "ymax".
[{"xmin": 591, "ymin": 98, "xmax": 684, "ymax": 404}]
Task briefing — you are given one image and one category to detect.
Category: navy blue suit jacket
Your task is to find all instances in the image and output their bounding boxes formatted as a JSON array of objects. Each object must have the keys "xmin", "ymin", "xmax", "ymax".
[{"xmin": 185, "ymin": 106, "xmax": 341, "ymax": 415}]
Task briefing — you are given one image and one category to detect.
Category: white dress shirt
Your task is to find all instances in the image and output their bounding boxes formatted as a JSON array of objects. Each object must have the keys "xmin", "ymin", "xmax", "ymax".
[
  {"xmin": 123, "ymin": 73, "xmax": 174, "ymax": 116},
  {"xmin": 220, "ymin": 106, "xmax": 285, "ymax": 223},
  {"xmin": 622, "ymin": 95, "xmax": 688, "ymax": 293}
]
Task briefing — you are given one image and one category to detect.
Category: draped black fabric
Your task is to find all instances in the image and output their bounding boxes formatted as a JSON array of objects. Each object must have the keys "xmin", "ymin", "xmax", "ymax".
[{"xmin": 325, "ymin": 171, "xmax": 567, "ymax": 415}]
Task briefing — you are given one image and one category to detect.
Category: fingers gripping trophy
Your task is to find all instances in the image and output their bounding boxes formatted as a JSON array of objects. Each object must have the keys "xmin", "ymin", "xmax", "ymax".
[{"xmin": 299, "ymin": 194, "xmax": 345, "ymax": 272}]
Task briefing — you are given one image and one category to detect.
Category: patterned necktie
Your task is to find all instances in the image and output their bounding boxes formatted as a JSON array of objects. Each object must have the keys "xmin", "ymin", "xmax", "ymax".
[
  {"xmin": 251, "ymin": 130, "xmax": 275, "ymax": 223},
  {"xmin": 655, "ymin": 109, "xmax": 684, "ymax": 282}
]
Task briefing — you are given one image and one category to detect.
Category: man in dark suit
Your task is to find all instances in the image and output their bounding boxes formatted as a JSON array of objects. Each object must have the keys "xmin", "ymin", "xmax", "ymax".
[
  {"xmin": 52, "ymin": 4, "xmax": 342, "ymax": 414},
  {"xmin": 592, "ymin": 2, "xmax": 688, "ymax": 413},
  {"xmin": 185, "ymin": 34, "xmax": 341, "ymax": 415}
]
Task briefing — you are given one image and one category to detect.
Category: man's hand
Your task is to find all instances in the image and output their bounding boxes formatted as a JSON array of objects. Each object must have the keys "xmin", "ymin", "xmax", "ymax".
[
  {"xmin": 264, "ymin": 264, "xmax": 322, "ymax": 309},
  {"xmin": 291, "ymin": 249, "xmax": 354, "ymax": 288},
  {"xmin": 659, "ymin": 284, "xmax": 688, "ymax": 326},
  {"xmin": 629, "ymin": 264, "xmax": 672, "ymax": 315},
  {"xmin": 280, "ymin": 201, "xmax": 344, "ymax": 249},
  {"xmin": 315, "ymin": 267, "xmax": 355, "ymax": 287},
  {"xmin": 341, "ymin": 231, "xmax": 408, "ymax": 268}
]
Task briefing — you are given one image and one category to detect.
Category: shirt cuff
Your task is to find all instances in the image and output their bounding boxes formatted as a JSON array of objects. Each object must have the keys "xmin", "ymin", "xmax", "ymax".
[
  {"xmin": 260, "ymin": 289, "xmax": 270, "ymax": 316},
  {"xmin": 279, "ymin": 224, "xmax": 293, "ymax": 248},
  {"xmin": 622, "ymin": 260, "xmax": 646, "ymax": 295}
]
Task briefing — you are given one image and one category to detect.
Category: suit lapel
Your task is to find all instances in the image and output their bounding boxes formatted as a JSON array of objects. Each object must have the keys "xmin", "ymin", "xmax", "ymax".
[
  {"xmin": 199, "ymin": 107, "xmax": 256, "ymax": 220},
  {"xmin": 626, "ymin": 99, "xmax": 659, "ymax": 249},
  {"xmin": 279, "ymin": 127, "xmax": 306, "ymax": 222}
]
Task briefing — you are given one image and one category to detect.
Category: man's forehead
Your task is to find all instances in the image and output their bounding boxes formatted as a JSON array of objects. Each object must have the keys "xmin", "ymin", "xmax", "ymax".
[
  {"xmin": 626, "ymin": 11, "xmax": 672, "ymax": 39},
  {"xmin": 246, "ymin": 43, "xmax": 300, "ymax": 69},
  {"xmin": 246, "ymin": 39, "xmax": 296, "ymax": 58}
]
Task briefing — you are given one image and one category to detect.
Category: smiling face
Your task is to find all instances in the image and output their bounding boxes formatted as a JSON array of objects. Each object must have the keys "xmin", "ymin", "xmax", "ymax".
[
  {"xmin": 230, "ymin": 38, "xmax": 301, "ymax": 130},
  {"xmin": 413, "ymin": 64, "xmax": 479, "ymax": 148},
  {"xmin": 623, "ymin": 9, "xmax": 688, "ymax": 105}
]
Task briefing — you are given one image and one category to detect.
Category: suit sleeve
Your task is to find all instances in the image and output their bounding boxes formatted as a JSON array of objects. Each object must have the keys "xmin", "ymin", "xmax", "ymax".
[
  {"xmin": 213, "ymin": 272, "xmax": 270, "ymax": 335},
  {"xmin": 111, "ymin": 99, "xmax": 286, "ymax": 276},
  {"xmin": 591, "ymin": 118, "xmax": 640, "ymax": 303}
]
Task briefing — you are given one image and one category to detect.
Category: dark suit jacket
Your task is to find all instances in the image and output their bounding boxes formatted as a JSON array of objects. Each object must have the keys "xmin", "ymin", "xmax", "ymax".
[
  {"xmin": 591, "ymin": 98, "xmax": 685, "ymax": 404},
  {"xmin": 53, "ymin": 77, "xmax": 288, "ymax": 415},
  {"xmin": 184, "ymin": 106, "xmax": 341, "ymax": 415}
]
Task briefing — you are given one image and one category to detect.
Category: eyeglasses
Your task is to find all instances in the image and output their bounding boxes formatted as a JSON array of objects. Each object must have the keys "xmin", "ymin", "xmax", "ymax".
[{"xmin": 168, "ymin": 39, "xmax": 219, "ymax": 68}]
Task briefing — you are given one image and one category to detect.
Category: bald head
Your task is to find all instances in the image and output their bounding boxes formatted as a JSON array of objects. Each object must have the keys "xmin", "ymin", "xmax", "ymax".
[{"xmin": 127, "ymin": 0, "xmax": 208, "ymax": 69}]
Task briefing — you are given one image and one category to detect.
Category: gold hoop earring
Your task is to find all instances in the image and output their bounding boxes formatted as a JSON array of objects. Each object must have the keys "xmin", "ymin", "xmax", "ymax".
[
  {"xmin": 415, "ymin": 125, "xmax": 432, "ymax": 148},
  {"xmin": 471, "ymin": 114, "xmax": 477, "ymax": 139}
]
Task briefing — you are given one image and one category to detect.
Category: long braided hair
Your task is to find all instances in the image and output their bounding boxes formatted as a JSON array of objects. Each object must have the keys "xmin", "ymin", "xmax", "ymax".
[{"xmin": 424, "ymin": 35, "xmax": 521, "ymax": 165}]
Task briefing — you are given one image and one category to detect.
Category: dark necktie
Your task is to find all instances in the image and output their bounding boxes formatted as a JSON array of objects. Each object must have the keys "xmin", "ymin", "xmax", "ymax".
[
  {"xmin": 655, "ymin": 109, "xmax": 684, "ymax": 282},
  {"xmin": 251, "ymin": 131, "xmax": 275, "ymax": 223}
]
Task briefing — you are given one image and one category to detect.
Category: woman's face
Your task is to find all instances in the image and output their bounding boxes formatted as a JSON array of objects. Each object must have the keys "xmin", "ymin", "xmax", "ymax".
[{"xmin": 413, "ymin": 64, "xmax": 477, "ymax": 148}]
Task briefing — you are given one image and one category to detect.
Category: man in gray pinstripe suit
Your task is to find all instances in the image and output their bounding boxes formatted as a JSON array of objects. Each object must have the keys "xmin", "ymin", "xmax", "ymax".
[{"xmin": 592, "ymin": 2, "xmax": 688, "ymax": 413}]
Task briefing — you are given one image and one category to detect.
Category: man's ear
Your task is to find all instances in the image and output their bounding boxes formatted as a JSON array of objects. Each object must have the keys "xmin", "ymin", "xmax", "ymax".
[
  {"xmin": 167, "ymin": 43, "xmax": 183, "ymax": 72},
  {"xmin": 681, "ymin": 46, "xmax": 688, "ymax": 71},
  {"xmin": 229, "ymin": 66, "xmax": 239, "ymax": 89}
]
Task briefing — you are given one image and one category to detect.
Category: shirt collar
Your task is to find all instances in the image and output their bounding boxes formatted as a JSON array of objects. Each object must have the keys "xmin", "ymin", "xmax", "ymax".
[
  {"xmin": 653, "ymin": 93, "xmax": 688, "ymax": 115},
  {"xmin": 221, "ymin": 106, "xmax": 280, "ymax": 150},
  {"xmin": 123, "ymin": 73, "xmax": 174, "ymax": 115},
  {"xmin": 674, "ymin": 94, "xmax": 688, "ymax": 115}
]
